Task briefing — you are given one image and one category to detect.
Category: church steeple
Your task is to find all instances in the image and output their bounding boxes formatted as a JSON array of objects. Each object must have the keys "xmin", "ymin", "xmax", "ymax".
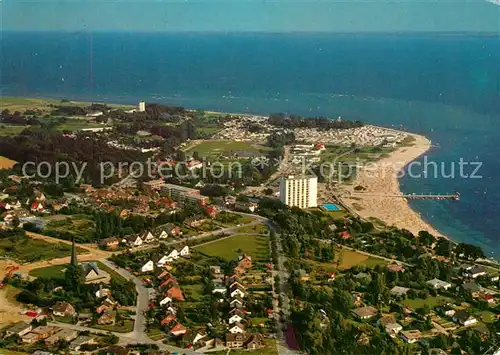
[{"xmin": 70, "ymin": 237, "xmax": 78, "ymax": 267}]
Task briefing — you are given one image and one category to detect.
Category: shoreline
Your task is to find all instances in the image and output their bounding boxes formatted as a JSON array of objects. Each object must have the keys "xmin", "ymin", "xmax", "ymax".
[{"xmin": 340, "ymin": 133, "xmax": 447, "ymax": 239}]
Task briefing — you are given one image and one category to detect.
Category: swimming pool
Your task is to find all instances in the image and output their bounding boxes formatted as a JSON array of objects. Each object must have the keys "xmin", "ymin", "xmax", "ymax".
[{"xmin": 322, "ymin": 203, "xmax": 341, "ymax": 211}]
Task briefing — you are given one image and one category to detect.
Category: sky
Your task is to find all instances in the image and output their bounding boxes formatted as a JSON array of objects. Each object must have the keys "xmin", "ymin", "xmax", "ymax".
[{"xmin": 1, "ymin": 0, "xmax": 499, "ymax": 32}]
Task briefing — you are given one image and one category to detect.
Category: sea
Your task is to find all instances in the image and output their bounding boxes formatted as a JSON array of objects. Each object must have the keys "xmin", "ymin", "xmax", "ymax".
[{"xmin": 1, "ymin": 32, "xmax": 499, "ymax": 257}]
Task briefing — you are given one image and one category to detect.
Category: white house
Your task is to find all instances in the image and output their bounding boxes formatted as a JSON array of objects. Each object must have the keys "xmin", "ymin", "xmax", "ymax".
[
  {"xmin": 141, "ymin": 260, "xmax": 154, "ymax": 273},
  {"xmin": 166, "ymin": 249, "xmax": 179, "ymax": 261},
  {"xmin": 228, "ymin": 322, "xmax": 245, "ymax": 334},
  {"xmin": 159, "ymin": 296, "xmax": 172, "ymax": 306},
  {"xmin": 230, "ymin": 288, "xmax": 246, "ymax": 298},
  {"xmin": 124, "ymin": 235, "xmax": 143, "ymax": 247},
  {"xmin": 179, "ymin": 246, "xmax": 190, "ymax": 257},
  {"xmin": 426, "ymin": 278, "xmax": 452, "ymax": 290},
  {"xmin": 230, "ymin": 297, "xmax": 244, "ymax": 308},
  {"xmin": 143, "ymin": 231, "xmax": 156, "ymax": 244},
  {"xmin": 228, "ymin": 314, "xmax": 244, "ymax": 325},
  {"xmin": 157, "ymin": 255, "xmax": 171, "ymax": 267},
  {"xmin": 212, "ymin": 285, "xmax": 227, "ymax": 294},
  {"xmin": 159, "ymin": 230, "xmax": 169, "ymax": 239},
  {"xmin": 467, "ymin": 266, "xmax": 487, "ymax": 279}
]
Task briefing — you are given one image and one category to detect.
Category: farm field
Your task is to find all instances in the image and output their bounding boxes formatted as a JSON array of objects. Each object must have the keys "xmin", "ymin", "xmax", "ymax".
[{"xmin": 195, "ymin": 234, "xmax": 269, "ymax": 262}]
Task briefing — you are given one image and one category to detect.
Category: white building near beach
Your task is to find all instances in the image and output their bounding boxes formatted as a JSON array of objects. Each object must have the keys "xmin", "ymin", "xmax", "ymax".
[{"xmin": 279, "ymin": 175, "xmax": 317, "ymax": 209}]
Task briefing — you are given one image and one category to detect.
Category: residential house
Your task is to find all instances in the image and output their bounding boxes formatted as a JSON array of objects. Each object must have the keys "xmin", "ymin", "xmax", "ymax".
[
  {"xmin": 98, "ymin": 310, "xmax": 116, "ymax": 325},
  {"xmin": 123, "ymin": 235, "xmax": 143, "ymax": 247},
  {"xmin": 169, "ymin": 322, "xmax": 188, "ymax": 337},
  {"xmin": 164, "ymin": 248, "xmax": 180, "ymax": 262},
  {"xmin": 70, "ymin": 336, "xmax": 96, "ymax": 351},
  {"xmin": 204, "ymin": 205, "xmax": 218, "ymax": 218},
  {"xmin": 99, "ymin": 237, "xmax": 120, "ymax": 250},
  {"xmin": 230, "ymin": 285, "xmax": 246, "ymax": 298},
  {"xmin": 160, "ymin": 277, "xmax": 178, "ymax": 289},
  {"xmin": 164, "ymin": 223, "xmax": 182, "ymax": 238},
  {"xmin": 179, "ymin": 245, "xmax": 190, "ymax": 257},
  {"xmin": 467, "ymin": 266, "xmax": 487, "ymax": 279},
  {"xmin": 385, "ymin": 323, "xmax": 403, "ymax": 338},
  {"xmin": 213, "ymin": 284, "xmax": 227, "ymax": 295},
  {"xmin": 427, "ymin": 278, "xmax": 452, "ymax": 290},
  {"xmin": 158, "ymin": 270, "xmax": 170, "ymax": 279},
  {"xmin": 483, "ymin": 294, "xmax": 496, "ymax": 304},
  {"xmin": 390, "ymin": 286, "xmax": 410, "ymax": 297},
  {"xmin": 96, "ymin": 298, "xmax": 116, "ymax": 314},
  {"xmin": 141, "ymin": 260, "xmax": 155, "ymax": 273},
  {"xmin": 230, "ymin": 296, "xmax": 244, "ymax": 309},
  {"xmin": 229, "ymin": 322, "xmax": 245, "ymax": 334},
  {"xmin": 210, "ymin": 266, "xmax": 222, "ymax": 276},
  {"xmin": 160, "ymin": 313, "xmax": 176, "ymax": 326},
  {"xmin": 238, "ymin": 254, "xmax": 252, "ymax": 269},
  {"xmin": 327, "ymin": 272, "xmax": 336, "ymax": 282},
  {"xmin": 142, "ymin": 231, "xmax": 156, "ymax": 244},
  {"xmin": 244, "ymin": 333, "xmax": 264, "ymax": 349},
  {"xmin": 229, "ymin": 310, "xmax": 245, "ymax": 324},
  {"xmin": 226, "ymin": 333, "xmax": 245, "ymax": 348},
  {"xmin": 352, "ymin": 306, "xmax": 378, "ymax": 320},
  {"xmin": 45, "ymin": 328, "xmax": 78, "ymax": 345},
  {"xmin": 5, "ymin": 322, "xmax": 32, "ymax": 337},
  {"xmin": 294, "ymin": 269, "xmax": 310, "ymax": 282},
  {"xmin": 461, "ymin": 282, "xmax": 481, "ymax": 298},
  {"xmin": 30, "ymin": 201, "xmax": 45, "ymax": 213},
  {"xmin": 453, "ymin": 310, "xmax": 477, "ymax": 326},
  {"xmin": 387, "ymin": 264, "xmax": 405, "ymax": 273},
  {"xmin": 159, "ymin": 296, "xmax": 172, "ymax": 306},
  {"xmin": 167, "ymin": 287, "xmax": 185, "ymax": 301},
  {"xmin": 95, "ymin": 288, "xmax": 112, "ymax": 299},
  {"xmin": 52, "ymin": 301, "xmax": 76, "ymax": 317},
  {"xmin": 400, "ymin": 330, "xmax": 421, "ymax": 344},
  {"xmin": 22, "ymin": 326, "xmax": 58, "ymax": 343}
]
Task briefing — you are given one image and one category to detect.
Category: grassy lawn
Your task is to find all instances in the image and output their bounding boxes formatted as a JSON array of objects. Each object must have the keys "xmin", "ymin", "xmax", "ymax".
[
  {"xmin": 185, "ymin": 139, "xmax": 272, "ymax": 158},
  {"xmin": 0, "ymin": 125, "xmax": 29, "ymax": 137},
  {"xmin": 404, "ymin": 296, "xmax": 453, "ymax": 309},
  {"xmin": 182, "ymin": 284, "xmax": 205, "ymax": 301},
  {"xmin": 195, "ymin": 234, "xmax": 269, "ymax": 262},
  {"xmin": 0, "ymin": 236, "xmax": 81, "ymax": 263},
  {"xmin": 44, "ymin": 215, "xmax": 96, "ymax": 241},
  {"xmin": 92, "ymin": 319, "xmax": 134, "ymax": 333},
  {"xmin": 29, "ymin": 264, "xmax": 67, "ymax": 279},
  {"xmin": 235, "ymin": 223, "xmax": 268, "ymax": 234},
  {"xmin": 336, "ymin": 249, "xmax": 388, "ymax": 270},
  {"xmin": 477, "ymin": 311, "xmax": 496, "ymax": 324},
  {"xmin": 0, "ymin": 349, "xmax": 28, "ymax": 355},
  {"xmin": 146, "ymin": 327, "xmax": 166, "ymax": 341}
]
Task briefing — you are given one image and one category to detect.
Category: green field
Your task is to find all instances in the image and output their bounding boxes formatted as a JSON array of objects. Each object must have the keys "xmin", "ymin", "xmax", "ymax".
[
  {"xmin": 0, "ymin": 125, "xmax": 29, "ymax": 137},
  {"xmin": 0, "ymin": 96, "xmax": 133, "ymax": 113},
  {"xmin": 235, "ymin": 223, "xmax": 268, "ymax": 234},
  {"xmin": 185, "ymin": 139, "xmax": 272, "ymax": 158},
  {"xmin": 182, "ymin": 284, "xmax": 205, "ymax": 301},
  {"xmin": 44, "ymin": 215, "xmax": 96, "ymax": 241},
  {"xmin": 195, "ymin": 234, "xmax": 269, "ymax": 262},
  {"xmin": 92, "ymin": 319, "xmax": 134, "ymax": 333},
  {"xmin": 0, "ymin": 349, "xmax": 28, "ymax": 355},
  {"xmin": 404, "ymin": 296, "xmax": 453, "ymax": 309},
  {"xmin": 0, "ymin": 237, "xmax": 82, "ymax": 263}
]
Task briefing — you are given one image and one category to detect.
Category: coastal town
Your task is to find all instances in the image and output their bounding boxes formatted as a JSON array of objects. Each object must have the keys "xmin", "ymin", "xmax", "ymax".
[{"xmin": 0, "ymin": 98, "xmax": 499, "ymax": 355}]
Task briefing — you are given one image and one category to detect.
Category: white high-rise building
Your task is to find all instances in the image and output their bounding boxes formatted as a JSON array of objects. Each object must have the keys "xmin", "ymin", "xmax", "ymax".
[
  {"xmin": 279, "ymin": 175, "xmax": 318, "ymax": 209},
  {"xmin": 137, "ymin": 101, "xmax": 146, "ymax": 112}
]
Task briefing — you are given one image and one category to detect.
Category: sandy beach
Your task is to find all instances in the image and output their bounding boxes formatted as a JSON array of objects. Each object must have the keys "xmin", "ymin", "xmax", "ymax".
[{"xmin": 340, "ymin": 133, "xmax": 446, "ymax": 238}]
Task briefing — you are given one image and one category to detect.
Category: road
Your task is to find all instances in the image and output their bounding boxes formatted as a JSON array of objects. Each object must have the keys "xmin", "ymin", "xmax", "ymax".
[{"xmin": 50, "ymin": 258, "xmax": 201, "ymax": 354}]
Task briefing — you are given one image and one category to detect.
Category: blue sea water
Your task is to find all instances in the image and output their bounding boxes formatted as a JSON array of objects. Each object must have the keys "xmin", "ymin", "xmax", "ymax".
[{"xmin": 1, "ymin": 32, "xmax": 499, "ymax": 256}]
